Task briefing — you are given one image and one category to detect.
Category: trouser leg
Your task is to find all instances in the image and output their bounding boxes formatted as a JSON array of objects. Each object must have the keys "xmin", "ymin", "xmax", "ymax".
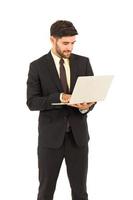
[
  {"xmin": 37, "ymin": 145, "xmax": 64, "ymax": 200},
  {"xmin": 64, "ymin": 132, "xmax": 89, "ymax": 200}
]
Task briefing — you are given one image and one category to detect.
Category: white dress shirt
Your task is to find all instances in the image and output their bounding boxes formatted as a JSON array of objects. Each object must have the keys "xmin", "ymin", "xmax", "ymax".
[{"xmin": 51, "ymin": 50, "xmax": 70, "ymax": 89}]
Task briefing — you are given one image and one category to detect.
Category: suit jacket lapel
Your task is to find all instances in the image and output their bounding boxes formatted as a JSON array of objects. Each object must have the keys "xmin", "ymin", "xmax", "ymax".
[{"xmin": 45, "ymin": 52, "xmax": 63, "ymax": 92}]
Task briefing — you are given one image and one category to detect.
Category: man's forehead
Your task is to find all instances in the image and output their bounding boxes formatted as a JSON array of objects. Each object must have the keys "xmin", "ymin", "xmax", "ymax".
[{"xmin": 59, "ymin": 36, "xmax": 76, "ymax": 42}]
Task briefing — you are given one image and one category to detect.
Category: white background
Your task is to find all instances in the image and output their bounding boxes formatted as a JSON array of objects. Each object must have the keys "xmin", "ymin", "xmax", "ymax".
[{"xmin": 0, "ymin": 0, "xmax": 133, "ymax": 200}]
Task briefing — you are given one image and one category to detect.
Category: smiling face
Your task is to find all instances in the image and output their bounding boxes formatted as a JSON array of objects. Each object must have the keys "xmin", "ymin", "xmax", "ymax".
[{"xmin": 50, "ymin": 35, "xmax": 76, "ymax": 58}]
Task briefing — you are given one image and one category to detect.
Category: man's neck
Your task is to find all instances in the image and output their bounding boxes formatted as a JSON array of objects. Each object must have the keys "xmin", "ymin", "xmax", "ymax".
[{"xmin": 51, "ymin": 48, "xmax": 61, "ymax": 58}]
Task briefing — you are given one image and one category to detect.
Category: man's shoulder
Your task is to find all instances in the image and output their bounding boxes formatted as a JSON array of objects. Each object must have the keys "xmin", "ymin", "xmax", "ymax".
[{"xmin": 30, "ymin": 52, "xmax": 50, "ymax": 66}]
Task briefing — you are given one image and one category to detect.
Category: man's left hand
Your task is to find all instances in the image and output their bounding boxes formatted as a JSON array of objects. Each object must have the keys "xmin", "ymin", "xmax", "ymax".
[{"xmin": 68, "ymin": 102, "xmax": 96, "ymax": 110}]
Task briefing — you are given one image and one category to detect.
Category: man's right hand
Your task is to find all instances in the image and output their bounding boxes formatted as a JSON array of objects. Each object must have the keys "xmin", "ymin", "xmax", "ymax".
[{"xmin": 61, "ymin": 93, "xmax": 71, "ymax": 103}]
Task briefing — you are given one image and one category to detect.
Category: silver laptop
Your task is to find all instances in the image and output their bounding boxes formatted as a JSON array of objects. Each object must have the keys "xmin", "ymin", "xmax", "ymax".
[{"xmin": 52, "ymin": 75, "xmax": 114, "ymax": 105}]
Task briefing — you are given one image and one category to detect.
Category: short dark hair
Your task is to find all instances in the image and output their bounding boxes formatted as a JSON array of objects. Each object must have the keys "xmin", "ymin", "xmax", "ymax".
[{"xmin": 50, "ymin": 20, "xmax": 78, "ymax": 38}]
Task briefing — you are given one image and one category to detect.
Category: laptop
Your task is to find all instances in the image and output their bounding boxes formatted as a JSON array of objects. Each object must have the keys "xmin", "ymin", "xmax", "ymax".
[{"xmin": 51, "ymin": 75, "xmax": 114, "ymax": 105}]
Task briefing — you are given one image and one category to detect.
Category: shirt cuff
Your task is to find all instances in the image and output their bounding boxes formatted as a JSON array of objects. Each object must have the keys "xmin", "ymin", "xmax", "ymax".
[
  {"xmin": 60, "ymin": 93, "xmax": 64, "ymax": 102},
  {"xmin": 79, "ymin": 109, "xmax": 89, "ymax": 114}
]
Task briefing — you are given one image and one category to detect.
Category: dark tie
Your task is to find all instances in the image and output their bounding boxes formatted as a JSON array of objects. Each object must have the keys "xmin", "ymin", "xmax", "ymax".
[
  {"xmin": 59, "ymin": 58, "xmax": 69, "ymax": 93},
  {"xmin": 59, "ymin": 58, "xmax": 71, "ymax": 133}
]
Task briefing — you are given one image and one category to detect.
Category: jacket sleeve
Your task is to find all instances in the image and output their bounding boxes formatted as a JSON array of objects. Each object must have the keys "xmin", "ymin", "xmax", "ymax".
[{"xmin": 26, "ymin": 63, "xmax": 61, "ymax": 111}]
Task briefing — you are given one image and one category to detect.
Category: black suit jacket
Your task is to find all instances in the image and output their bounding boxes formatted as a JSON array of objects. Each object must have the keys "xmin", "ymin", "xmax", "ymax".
[{"xmin": 26, "ymin": 51, "xmax": 95, "ymax": 148}]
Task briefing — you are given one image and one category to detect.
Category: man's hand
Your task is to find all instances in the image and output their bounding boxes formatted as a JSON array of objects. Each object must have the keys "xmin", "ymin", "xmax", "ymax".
[
  {"xmin": 61, "ymin": 93, "xmax": 71, "ymax": 103},
  {"xmin": 68, "ymin": 102, "xmax": 96, "ymax": 110}
]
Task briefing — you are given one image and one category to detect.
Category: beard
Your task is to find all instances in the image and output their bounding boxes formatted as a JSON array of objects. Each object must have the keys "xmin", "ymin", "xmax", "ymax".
[{"xmin": 55, "ymin": 44, "xmax": 72, "ymax": 59}]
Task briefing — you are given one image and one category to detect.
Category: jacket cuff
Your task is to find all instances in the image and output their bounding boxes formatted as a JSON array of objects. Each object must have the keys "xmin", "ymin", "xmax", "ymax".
[{"xmin": 47, "ymin": 93, "xmax": 61, "ymax": 104}]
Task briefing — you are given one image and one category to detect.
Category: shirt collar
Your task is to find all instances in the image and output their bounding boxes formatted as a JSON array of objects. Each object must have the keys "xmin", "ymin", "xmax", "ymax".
[{"xmin": 51, "ymin": 50, "xmax": 69, "ymax": 65}]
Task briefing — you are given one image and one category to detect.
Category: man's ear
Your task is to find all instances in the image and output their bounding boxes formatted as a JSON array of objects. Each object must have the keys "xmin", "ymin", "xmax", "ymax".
[
  {"xmin": 50, "ymin": 36, "xmax": 56, "ymax": 44},
  {"xmin": 50, "ymin": 36, "xmax": 53, "ymax": 43}
]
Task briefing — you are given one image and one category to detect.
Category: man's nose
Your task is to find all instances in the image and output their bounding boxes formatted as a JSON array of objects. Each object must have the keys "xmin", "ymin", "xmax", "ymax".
[{"xmin": 67, "ymin": 44, "xmax": 73, "ymax": 51}]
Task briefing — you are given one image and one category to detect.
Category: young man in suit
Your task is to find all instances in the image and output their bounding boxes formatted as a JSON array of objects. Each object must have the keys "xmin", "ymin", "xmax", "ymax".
[{"xmin": 26, "ymin": 20, "xmax": 96, "ymax": 200}]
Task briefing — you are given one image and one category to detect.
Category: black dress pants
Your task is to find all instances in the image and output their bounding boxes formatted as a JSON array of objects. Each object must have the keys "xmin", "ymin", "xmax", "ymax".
[{"xmin": 37, "ymin": 131, "xmax": 88, "ymax": 200}]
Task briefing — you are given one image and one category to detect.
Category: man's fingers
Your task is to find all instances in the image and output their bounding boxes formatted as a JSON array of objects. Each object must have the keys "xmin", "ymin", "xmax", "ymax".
[
  {"xmin": 62, "ymin": 94, "xmax": 71, "ymax": 102},
  {"xmin": 68, "ymin": 102, "xmax": 96, "ymax": 109},
  {"xmin": 87, "ymin": 102, "xmax": 96, "ymax": 106}
]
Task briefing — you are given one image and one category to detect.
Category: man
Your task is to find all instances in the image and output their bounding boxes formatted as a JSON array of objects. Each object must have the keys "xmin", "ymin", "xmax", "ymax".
[{"xmin": 26, "ymin": 20, "xmax": 96, "ymax": 200}]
